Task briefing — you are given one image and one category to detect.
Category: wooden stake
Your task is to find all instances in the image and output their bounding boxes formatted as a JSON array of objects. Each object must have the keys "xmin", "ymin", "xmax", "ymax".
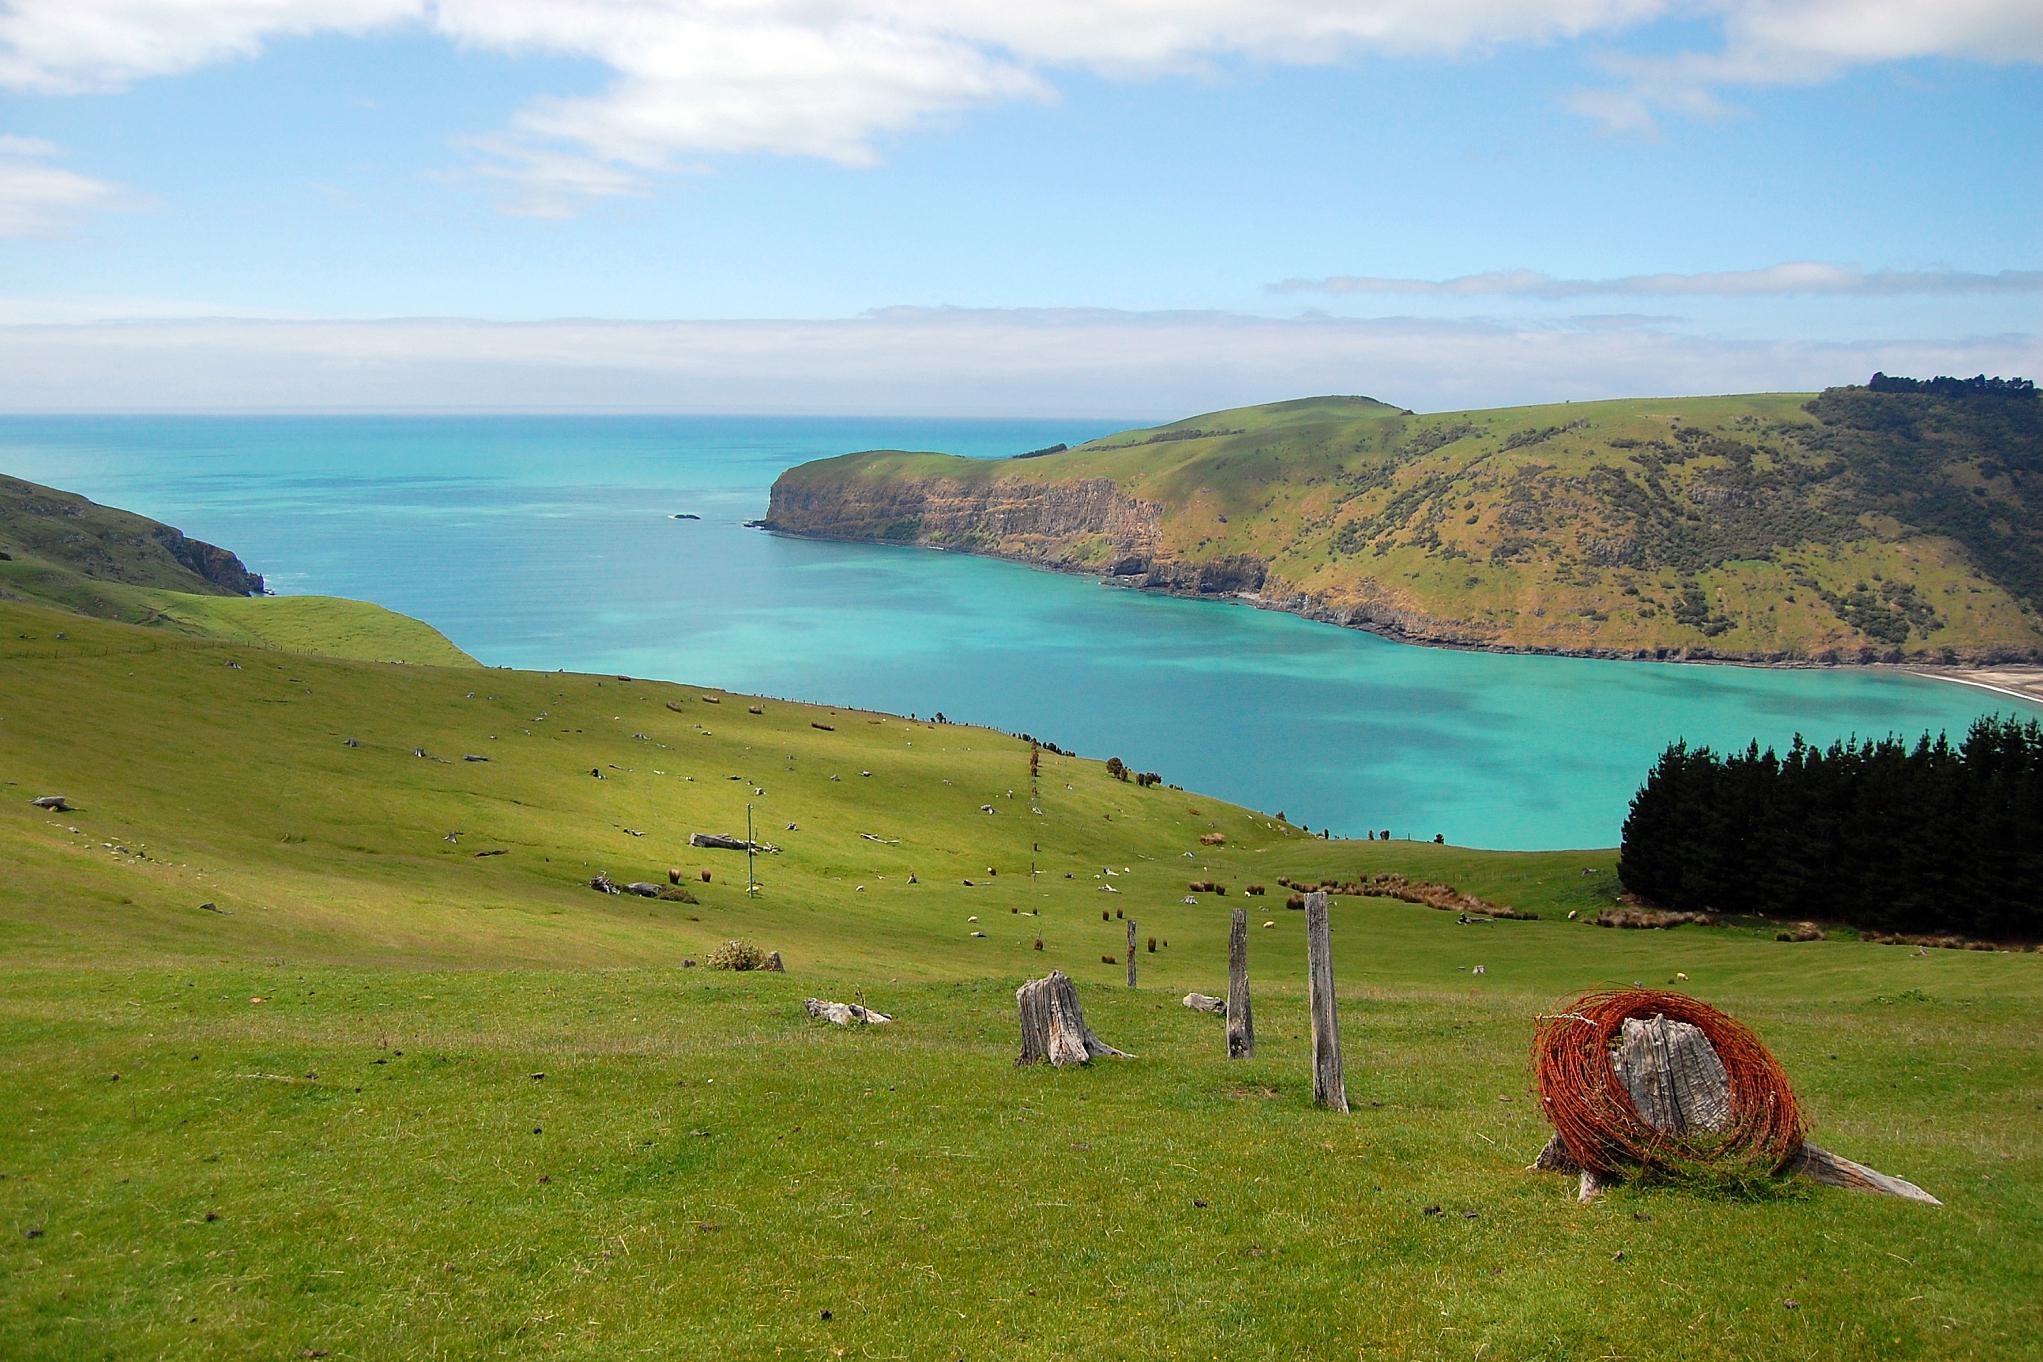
[
  {"xmin": 1227, "ymin": 906, "xmax": 1254, "ymax": 1059},
  {"xmin": 1304, "ymin": 890, "xmax": 1347, "ymax": 1111},
  {"xmin": 1126, "ymin": 918, "xmax": 1137, "ymax": 988}
]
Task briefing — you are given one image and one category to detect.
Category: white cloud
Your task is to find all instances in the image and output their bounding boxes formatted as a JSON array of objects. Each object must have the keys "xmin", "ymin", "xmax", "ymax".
[
  {"xmin": 1571, "ymin": 0, "xmax": 2043, "ymax": 132},
  {"xmin": 1272, "ymin": 264, "xmax": 2043, "ymax": 299},
  {"xmin": 0, "ymin": 0, "xmax": 423, "ymax": 93},
  {"xmin": 2, "ymin": 2, "xmax": 2039, "ymax": 206},
  {"xmin": 0, "ymin": 307, "xmax": 2033, "ymax": 416},
  {"xmin": 0, "ymin": 133, "xmax": 129, "ymax": 235}
]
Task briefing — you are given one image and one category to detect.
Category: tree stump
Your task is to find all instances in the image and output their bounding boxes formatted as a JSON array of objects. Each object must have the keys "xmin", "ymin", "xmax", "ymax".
[
  {"xmin": 1304, "ymin": 891, "xmax": 1347, "ymax": 1111},
  {"xmin": 1016, "ymin": 971, "xmax": 1129, "ymax": 1067},
  {"xmin": 1534, "ymin": 1013, "xmax": 1940, "ymax": 1204},
  {"xmin": 1226, "ymin": 906, "xmax": 1254, "ymax": 1059}
]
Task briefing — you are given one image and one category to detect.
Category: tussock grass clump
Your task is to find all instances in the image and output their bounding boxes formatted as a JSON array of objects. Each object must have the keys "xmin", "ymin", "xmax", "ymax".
[
  {"xmin": 706, "ymin": 939, "xmax": 769, "ymax": 971},
  {"xmin": 1595, "ymin": 907, "xmax": 1718, "ymax": 930}
]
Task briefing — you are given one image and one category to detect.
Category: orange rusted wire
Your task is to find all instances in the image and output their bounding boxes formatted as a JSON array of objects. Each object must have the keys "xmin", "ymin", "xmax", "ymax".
[{"xmin": 1533, "ymin": 989, "xmax": 1804, "ymax": 1177}]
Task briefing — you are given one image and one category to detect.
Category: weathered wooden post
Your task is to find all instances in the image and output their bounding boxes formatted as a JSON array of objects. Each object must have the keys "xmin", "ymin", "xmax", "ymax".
[
  {"xmin": 1227, "ymin": 907, "xmax": 1254, "ymax": 1059},
  {"xmin": 1304, "ymin": 890, "xmax": 1347, "ymax": 1111},
  {"xmin": 1126, "ymin": 918, "xmax": 1137, "ymax": 988}
]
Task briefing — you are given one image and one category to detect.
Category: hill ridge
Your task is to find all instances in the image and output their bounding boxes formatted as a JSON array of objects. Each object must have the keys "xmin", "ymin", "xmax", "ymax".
[{"xmin": 766, "ymin": 382, "xmax": 2043, "ymax": 665}]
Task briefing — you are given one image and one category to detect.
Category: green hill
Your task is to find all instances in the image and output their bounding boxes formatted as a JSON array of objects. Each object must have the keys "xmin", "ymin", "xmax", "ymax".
[
  {"xmin": 0, "ymin": 474, "xmax": 473, "ymax": 666},
  {"xmin": 767, "ymin": 380, "xmax": 2043, "ymax": 664},
  {"xmin": 3, "ymin": 483, "xmax": 2040, "ymax": 1359}
]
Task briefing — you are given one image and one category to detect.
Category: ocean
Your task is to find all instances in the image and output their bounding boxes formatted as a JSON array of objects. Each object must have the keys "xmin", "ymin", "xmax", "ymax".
[{"xmin": 3, "ymin": 413, "xmax": 2033, "ymax": 850}]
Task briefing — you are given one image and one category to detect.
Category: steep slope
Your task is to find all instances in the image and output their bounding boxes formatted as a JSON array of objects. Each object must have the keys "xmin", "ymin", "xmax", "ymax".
[
  {"xmin": 767, "ymin": 382, "xmax": 2043, "ymax": 664},
  {"xmin": 0, "ymin": 473, "xmax": 473, "ymax": 666}
]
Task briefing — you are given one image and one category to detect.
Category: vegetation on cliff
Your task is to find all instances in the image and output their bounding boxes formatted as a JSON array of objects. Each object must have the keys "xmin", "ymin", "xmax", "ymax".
[{"xmin": 767, "ymin": 381, "xmax": 2043, "ymax": 663}]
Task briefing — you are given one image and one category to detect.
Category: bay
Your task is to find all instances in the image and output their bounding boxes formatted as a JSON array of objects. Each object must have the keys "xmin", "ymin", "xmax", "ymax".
[{"xmin": 3, "ymin": 413, "xmax": 2033, "ymax": 850}]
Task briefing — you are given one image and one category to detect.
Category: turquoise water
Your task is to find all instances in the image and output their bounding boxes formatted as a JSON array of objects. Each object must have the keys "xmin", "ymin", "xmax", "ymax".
[{"xmin": 3, "ymin": 414, "xmax": 2034, "ymax": 850}]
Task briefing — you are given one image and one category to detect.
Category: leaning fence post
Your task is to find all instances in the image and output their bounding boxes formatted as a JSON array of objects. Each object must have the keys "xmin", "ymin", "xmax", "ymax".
[
  {"xmin": 1227, "ymin": 907, "xmax": 1254, "ymax": 1058},
  {"xmin": 1304, "ymin": 890, "xmax": 1347, "ymax": 1111},
  {"xmin": 1126, "ymin": 918, "xmax": 1137, "ymax": 988}
]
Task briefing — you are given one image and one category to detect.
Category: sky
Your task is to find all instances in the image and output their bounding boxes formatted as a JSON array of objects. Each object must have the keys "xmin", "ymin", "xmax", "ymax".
[{"xmin": 0, "ymin": 0, "xmax": 2038, "ymax": 416}]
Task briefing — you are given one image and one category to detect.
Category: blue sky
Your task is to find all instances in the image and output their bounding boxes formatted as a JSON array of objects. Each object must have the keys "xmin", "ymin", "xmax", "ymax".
[{"xmin": 0, "ymin": 2, "xmax": 2038, "ymax": 413}]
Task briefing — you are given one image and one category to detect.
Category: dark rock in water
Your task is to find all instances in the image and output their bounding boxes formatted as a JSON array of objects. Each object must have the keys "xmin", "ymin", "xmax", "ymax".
[
  {"xmin": 742, "ymin": 518, "xmax": 769, "ymax": 529},
  {"xmin": 670, "ymin": 513, "xmax": 701, "ymax": 521}
]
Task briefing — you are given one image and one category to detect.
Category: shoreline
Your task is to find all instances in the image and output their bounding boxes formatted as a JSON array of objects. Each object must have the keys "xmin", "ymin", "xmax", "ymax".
[{"xmin": 759, "ymin": 524, "xmax": 2043, "ymax": 696}]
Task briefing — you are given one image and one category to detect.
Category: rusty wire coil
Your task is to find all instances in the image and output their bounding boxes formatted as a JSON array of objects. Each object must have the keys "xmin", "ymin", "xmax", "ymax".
[{"xmin": 1533, "ymin": 989, "xmax": 1804, "ymax": 1177}]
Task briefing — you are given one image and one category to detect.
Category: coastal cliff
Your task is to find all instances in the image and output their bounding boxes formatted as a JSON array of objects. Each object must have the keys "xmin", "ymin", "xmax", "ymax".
[
  {"xmin": 1, "ymin": 474, "xmax": 264, "ymax": 596},
  {"xmin": 765, "ymin": 383, "xmax": 2043, "ymax": 665}
]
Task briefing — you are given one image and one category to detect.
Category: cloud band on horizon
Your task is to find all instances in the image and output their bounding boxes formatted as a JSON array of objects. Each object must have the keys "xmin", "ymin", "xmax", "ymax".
[{"xmin": 1268, "ymin": 264, "xmax": 2043, "ymax": 300}]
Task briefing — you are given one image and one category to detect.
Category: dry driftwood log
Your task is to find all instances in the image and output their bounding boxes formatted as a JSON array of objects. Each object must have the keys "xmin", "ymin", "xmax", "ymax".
[
  {"xmin": 805, "ymin": 997, "xmax": 891, "ymax": 1026},
  {"xmin": 688, "ymin": 832, "xmax": 777, "ymax": 853},
  {"xmin": 1534, "ymin": 1013, "xmax": 1940, "ymax": 1204},
  {"xmin": 1227, "ymin": 906, "xmax": 1255, "ymax": 1059},
  {"xmin": 1304, "ymin": 891, "xmax": 1348, "ymax": 1111},
  {"xmin": 1016, "ymin": 971, "xmax": 1128, "ymax": 1067},
  {"xmin": 1182, "ymin": 993, "xmax": 1226, "ymax": 1015}
]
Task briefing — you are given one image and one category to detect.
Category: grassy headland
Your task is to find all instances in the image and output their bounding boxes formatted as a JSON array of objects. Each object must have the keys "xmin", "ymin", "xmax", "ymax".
[
  {"xmin": 766, "ymin": 383, "xmax": 2043, "ymax": 665},
  {"xmin": 0, "ymin": 473, "xmax": 471, "ymax": 666}
]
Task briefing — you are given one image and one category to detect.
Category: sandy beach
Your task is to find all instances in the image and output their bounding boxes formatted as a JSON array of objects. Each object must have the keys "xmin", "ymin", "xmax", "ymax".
[{"xmin": 1912, "ymin": 666, "xmax": 2043, "ymax": 706}]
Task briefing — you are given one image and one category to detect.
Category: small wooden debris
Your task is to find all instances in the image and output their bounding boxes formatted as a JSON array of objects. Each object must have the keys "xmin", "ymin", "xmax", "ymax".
[
  {"xmin": 1126, "ymin": 918, "xmax": 1137, "ymax": 988},
  {"xmin": 688, "ymin": 832, "xmax": 777, "ymax": 853},
  {"xmin": 589, "ymin": 872, "xmax": 621, "ymax": 894},
  {"xmin": 1016, "ymin": 971, "xmax": 1129, "ymax": 1067},
  {"xmin": 805, "ymin": 998, "xmax": 892, "ymax": 1026},
  {"xmin": 1182, "ymin": 993, "xmax": 1226, "ymax": 1015},
  {"xmin": 29, "ymin": 796, "xmax": 70, "ymax": 812}
]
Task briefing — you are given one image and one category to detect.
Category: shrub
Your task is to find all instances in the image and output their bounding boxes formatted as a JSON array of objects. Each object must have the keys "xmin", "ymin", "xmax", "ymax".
[{"xmin": 706, "ymin": 939, "xmax": 769, "ymax": 971}]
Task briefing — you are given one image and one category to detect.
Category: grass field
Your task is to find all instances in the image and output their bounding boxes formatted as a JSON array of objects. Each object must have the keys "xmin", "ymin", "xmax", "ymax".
[{"xmin": 2, "ymin": 598, "xmax": 2038, "ymax": 1360}]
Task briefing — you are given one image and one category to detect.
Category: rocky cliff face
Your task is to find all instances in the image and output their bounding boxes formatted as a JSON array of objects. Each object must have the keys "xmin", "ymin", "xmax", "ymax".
[
  {"xmin": 767, "ymin": 471, "xmax": 1288, "ymax": 599},
  {"xmin": 152, "ymin": 526, "xmax": 266, "ymax": 596}
]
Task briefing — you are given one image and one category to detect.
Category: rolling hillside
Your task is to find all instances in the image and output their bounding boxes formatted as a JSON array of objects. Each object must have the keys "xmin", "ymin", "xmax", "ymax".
[
  {"xmin": 3, "ymin": 493, "xmax": 2039, "ymax": 1359},
  {"xmin": 767, "ymin": 380, "xmax": 2043, "ymax": 664}
]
